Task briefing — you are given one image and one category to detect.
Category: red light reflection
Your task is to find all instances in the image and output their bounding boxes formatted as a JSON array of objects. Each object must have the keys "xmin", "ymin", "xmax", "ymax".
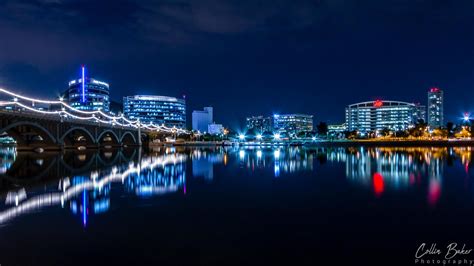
[{"xmin": 373, "ymin": 172, "xmax": 384, "ymax": 197}]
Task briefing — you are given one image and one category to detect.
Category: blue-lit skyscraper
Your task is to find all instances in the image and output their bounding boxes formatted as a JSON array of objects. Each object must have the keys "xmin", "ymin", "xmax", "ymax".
[
  {"xmin": 427, "ymin": 87, "xmax": 444, "ymax": 129},
  {"xmin": 66, "ymin": 66, "xmax": 110, "ymax": 112},
  {"xmin": 123, "ymin": 95, "xmax": 186, "ymax": 128}
]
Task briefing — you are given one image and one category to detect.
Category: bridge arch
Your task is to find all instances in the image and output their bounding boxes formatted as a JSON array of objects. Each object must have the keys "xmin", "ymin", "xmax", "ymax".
[
  {"xmin": 59, "ymin": 152, "xmax": 97, "ymax": 173},
  {"xmin": 121, "ymin": 131, "xmax": 137, "ymax": 145},
  {"xmin": 60, "ymin": 126, "xmax": 96, "ymax": 148},
  {"xmin": 97, "ymin": 130, "xmax": 120, "ymax": 146},
  {"xmin": 0, "ymin": 121, "xmax": 57, "ymax": 146}
]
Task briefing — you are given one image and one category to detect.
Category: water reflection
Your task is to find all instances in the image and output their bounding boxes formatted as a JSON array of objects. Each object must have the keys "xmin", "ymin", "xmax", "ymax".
[
  {"xmin": 0, "ymin": 147, "xmax": 16, "ymax": 174},
  {"xmin": 326, "ymin": 147, "xmax": 474, "ymax": 205},
  {"xmin": 233, "ymin": 147, "xmax": 314, "ymax": 176},
  {"xmin": 1, "ymin": 146, "xmax": 474, "ymax": 226},
  {"xmin": 191, "ymin": 149, "xmax": 224, "ymax": 180},
  {"xmin": 0, "ymin": 151, "xmax": 186, "ymax": 226},
  {"xmin": 231, "ymin": 146, "xmax": 474, "ymax": 206}
]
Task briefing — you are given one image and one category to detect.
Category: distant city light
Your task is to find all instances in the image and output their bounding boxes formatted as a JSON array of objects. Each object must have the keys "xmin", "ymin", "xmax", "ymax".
[
  {"xmin": 274, "ymin": 133, "xmax": 281, "ymax": 140},
  {"xmin": 256, "ymin": 134, "xmax": 262, "ymax": 140},
  {"xmin": 464, "ymin": 113, "xmax": 470, "ymax": 122},
  {"xmin": 312, "ymin": 136, "xmax": 316, "ymax": 141},
  {"xmin": 239, "ymin": 134, "xmax": 245, "ymax": 140}
]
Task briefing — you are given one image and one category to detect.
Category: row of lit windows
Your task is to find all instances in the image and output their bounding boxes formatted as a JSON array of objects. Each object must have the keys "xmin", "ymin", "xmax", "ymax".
[{"xmin": 70, "ymin": 93, "xmax": 109, "ymax": 99}]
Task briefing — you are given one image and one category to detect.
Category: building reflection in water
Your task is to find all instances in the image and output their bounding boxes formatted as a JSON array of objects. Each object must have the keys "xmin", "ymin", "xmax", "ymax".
[
  {"xmin": 325, "ymin": 147, "xmax": 453, "ymax": 205},
  {"xmin": 234, "ymin": 147, "xmax": 314, "ymax": 177},
  {"xmin": 191, "ymin": 149, "xmax": 224, "ymax": 181},
  {"xmin": 1, "ymin": 146, "xmax": 474, "ymax": 225},
  {"xmin": 0, "ymin": 153, "xmax": 187, "ymax": 226},
  {"xmin": 0, "ymin": 147, "xmax": 16, "ymax": 174}
]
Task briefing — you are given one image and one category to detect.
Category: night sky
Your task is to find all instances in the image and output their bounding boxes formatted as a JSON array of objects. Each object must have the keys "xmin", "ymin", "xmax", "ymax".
[{"xmin": 0, "ymin": 0, "xmax": 473, "ymax": 128}]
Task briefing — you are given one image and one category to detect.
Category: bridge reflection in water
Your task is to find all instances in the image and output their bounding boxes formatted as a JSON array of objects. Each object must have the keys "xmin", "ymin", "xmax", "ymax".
[
  {"xmin": 0, "ymin": 148, "xmax": 186, "ymax": 225},
  {"xmin": 1, "ymin": 146, "xmax": 474, "ymax": 226}
]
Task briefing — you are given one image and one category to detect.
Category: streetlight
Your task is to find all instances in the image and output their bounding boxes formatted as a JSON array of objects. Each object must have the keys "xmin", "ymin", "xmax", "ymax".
[
  {"xmin": 464, "ymin": 112, "xmax": 470, "ymax": 122},
  {"xmin": 273, "ymin": 133, "xmax": 281, "ymax": 140}
]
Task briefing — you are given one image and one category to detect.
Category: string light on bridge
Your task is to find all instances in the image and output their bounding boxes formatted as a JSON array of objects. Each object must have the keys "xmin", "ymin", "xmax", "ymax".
[{"xmin": 0, "ymin": 87, "xmax": 190, "ymax": 134}]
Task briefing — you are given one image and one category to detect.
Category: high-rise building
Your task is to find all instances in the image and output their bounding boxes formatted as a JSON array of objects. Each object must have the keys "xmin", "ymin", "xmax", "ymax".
[
  {"xmin": 246, "ymin": 116, "xmax": 273, "ymax": 132},
  {"xmin": 123, "ymin": 95, "xmax": 186, "ymax": 128},
  {"xmin": 345, "ymin": 100, "xmax": 421, "ymax": 133},
  {"xmin": 273, "ymin": 114, "xmax": 313, "ymax": 136},
  {"xmin": 414, "ymin": 103, "xmax": 427, "ymax": 123},
  {"xmin": 192, "ymin": 107, "xmax": 213, "ymax": 133},
  {"xmin": 427, "ymin": 87, "xmax": 444, "ymax": 128},
  {"xmin": 66, "ymin": 66, "xmax": 110, "ymax": 112}
]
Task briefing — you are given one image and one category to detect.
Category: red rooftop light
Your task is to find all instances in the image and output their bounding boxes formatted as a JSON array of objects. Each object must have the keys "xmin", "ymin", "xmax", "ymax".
[
  {"xmin": 430, "ymin": 87, "xmax": 440, "ymax": 93},
  {"xmin": 373, "ymin": 100, "xmax": 383, "ymax": 107}
]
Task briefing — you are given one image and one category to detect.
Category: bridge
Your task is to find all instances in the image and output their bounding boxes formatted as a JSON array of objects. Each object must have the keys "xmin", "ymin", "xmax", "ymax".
[{"xmin": 0, "ymin": 88, "xmax": 189, "ymax": 150}]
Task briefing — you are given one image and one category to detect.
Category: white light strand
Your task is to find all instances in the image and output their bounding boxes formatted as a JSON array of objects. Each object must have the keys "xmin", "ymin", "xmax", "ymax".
[
  {"xmin": 0, "ymin": 154, "xmax": 186, "ymax": 223},
  {"xmin": 0, "ymin": 88, "xmax": 190, "ymax": 134}
]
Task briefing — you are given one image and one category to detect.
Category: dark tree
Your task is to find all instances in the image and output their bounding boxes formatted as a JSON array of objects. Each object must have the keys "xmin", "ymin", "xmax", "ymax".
[
  {"xmin": 446, "ymin": 122, "xmax": 454, "ymax": 138},
  {"xmin": 316, "ymin": 122, "xmax": 328, "ymax": 136},
  {"xmin": 380, "ymin": 127, "xmax": 391, "ymax": 137}
]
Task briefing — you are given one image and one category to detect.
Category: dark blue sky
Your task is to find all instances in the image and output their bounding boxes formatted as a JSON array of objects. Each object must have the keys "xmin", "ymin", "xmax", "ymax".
[{"xmin": 0, "ymin": 0, "xmax": 473, "ymax": 128}]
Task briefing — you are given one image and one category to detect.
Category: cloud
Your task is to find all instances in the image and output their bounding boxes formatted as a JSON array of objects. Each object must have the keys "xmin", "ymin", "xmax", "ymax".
[
  {"xmin": 139, "ymin": 0, "xmax": 325, "ymax": 34},
  {"xmin": 0, "ymin": 0, "xmax": 472, "ymax": 69},
  {"xmin": 0, "ymin": 0, "xmax": 328, "ymax": 68}
]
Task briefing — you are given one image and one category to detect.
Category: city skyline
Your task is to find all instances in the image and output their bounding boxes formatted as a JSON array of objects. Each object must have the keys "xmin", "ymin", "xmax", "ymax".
[
  {"xmin": 0, "ymin": 0, "xmax": 473, "ymax": 127},
  {"xmin": 2, "ymin": 2, "xmax": 474, "ymax": 264},
  {"xmin": 0, "ymin": 65, "xmax": 458, "ymax": 130}
]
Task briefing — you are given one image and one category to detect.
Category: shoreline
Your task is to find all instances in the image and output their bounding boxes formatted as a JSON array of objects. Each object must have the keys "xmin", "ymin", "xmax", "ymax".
[
  {"xmin": 157, "ymin": 139, "xmax": 474, "ymax": 147},
  {"xmin": 3, "ymin": 139, "xmax": 474, "ymax": 151}
]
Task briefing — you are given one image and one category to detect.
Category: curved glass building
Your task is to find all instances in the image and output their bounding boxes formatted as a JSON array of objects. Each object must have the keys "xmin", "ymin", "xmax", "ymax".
[
  {"xmin": 345, "ymin": 100, "xmax": 425, "ymax": 133},
  {"xmin": 67, "ymin": 66, "xmax": 110, "ymax": 112},
  {"xmin": 123, "ymin": 95, "xmax": 186, "ymax": 128}
]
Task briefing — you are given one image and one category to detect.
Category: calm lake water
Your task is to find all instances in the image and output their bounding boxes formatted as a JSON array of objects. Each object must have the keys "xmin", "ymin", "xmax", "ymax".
[{"xmin": 0, "ymin": 146, "xmax": 474, "ymax": 265}]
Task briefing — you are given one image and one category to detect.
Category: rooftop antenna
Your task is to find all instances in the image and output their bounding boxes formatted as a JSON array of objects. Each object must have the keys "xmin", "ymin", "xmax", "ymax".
[{"xmin": 81, "ymin": 65, "xmax": 86, "ymax": 103}]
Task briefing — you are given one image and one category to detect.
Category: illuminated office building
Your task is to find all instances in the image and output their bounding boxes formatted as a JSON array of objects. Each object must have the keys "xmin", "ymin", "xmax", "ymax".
[
  {"xmin": 427, "ymin": 87, "xmax": 444, "ymax": 128},
  {"xmin": 345, "ymin": 100, "xmax": 423, "ymax": 133},
  {"xmin": 123, "ymin": 95, "xmax": 186, "ymax": 128},
  {"xmin": 66, "ymin": 66, "xmax": 110, "ymax": 112},
  {"xmin": 246, "ymin": 115, "xmax": 273, "ymax": 132},
  {"xmin": 328, "ymin": 123, "xmax": 347, "ymax": 136},
  {"xmin": 273, "ymin": 114, "xmax": 313, "ymax": 135}
]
